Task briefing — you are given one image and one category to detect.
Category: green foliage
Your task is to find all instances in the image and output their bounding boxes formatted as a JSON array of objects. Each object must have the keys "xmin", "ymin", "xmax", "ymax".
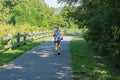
[
  {"xmin": 0, "ymin": 0, "xmax": 21, "ymax": 24},
  {"xmin": 58, "ymin": 0, "xmax": 120, "ymax": 69},
  {"xmin": 0, "ymin": 0, "xmax": 65, "ymax": 29},
  {"xmin": 14, "ymin": 0, "xmax": 52, "ymax": 27},
  {"xmin": 60, "ymin": 6, "xmax": 78, "ymax": 28},
  {"xmin": 70, "ymin": 37, "xmax": 120, "ymax": 80},
  {"xmin": 83, "ymin": 1, "xmax": 120, "ymax": 68}
]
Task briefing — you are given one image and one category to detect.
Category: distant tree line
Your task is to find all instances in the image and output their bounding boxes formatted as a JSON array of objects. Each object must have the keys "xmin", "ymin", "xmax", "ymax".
[{"xmin": 0, "ymin": 0, "xmax": 71, "ymax": 29}]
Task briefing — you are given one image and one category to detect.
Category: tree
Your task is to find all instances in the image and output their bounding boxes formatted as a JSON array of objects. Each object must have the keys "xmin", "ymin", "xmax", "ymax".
[
  {"xmin": 0, "ymin": 0, "xmax": 21, "ymax": 24},
  {"xmin": 60, "ymin": 6, "xmax": 78, "ymax": 28},
  {"xmin": 58, "ymin": 0, "xmax": 120, "ymax": 68}
]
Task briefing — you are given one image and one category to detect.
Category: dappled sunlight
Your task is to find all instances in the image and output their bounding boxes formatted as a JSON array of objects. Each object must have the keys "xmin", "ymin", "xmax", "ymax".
[
  {"xmin": 30, "ymin": 46, "xmax": 54, "ymax": 58},
  {"xmin": 49, "ymin": 63, "xmax": 62, "ymax": 66},
  {"xmin": 57, "ymin": 71, "xmax": 66, "ymax": 79},
  {"xmin": 79, "ymin": 37, "xmax": 84, "ymax": 40},
  {"xmin": 62, "ymin": 36, "xmax": 74, "ymax": 41},
  {"xmin": 93, "ymin": 68, "xmax": 108, "ymax": 74},
  {"xmin": 0, "ymin": 36, "xmax": 73, "ymax": 80},
  {"xmin": 2, "ymin": 49, "xmax": 23, "ymax": 54},
  {"xmin": 81, "ymin": 65, "xmax": 87, "ymax": 70},
  {"xmin": 49, "ymin": 62, "xmax": 72, "ymax": 79},
  {"xmin": 1, "ymin": 63, "xmax": 23, "ymax": 69},
  {"xmin": 94, "ymin": 55, "xmax": 102, "ymax": 59},
  {"xmin": 91, "ymin": 68, "xmax": 110, "ymax": 78},
  {"xmin": 62, "ymin": 66, "xmax": 72, "ymax": 71},
  {"xmin": 39, "ymin": 53, "xmax": 50, "ymax": 58},
  {"xmin": 30, "ymin": 50, "xmax": 52, "ymax": 58},
  {"xmin": 97, "ymin": 63, "xmax": 106, "ymax": 67},
  {"xmin": 94, "ymin": 56, "xmax": 107, "ymax": 67},
  {"xmin": 70, "ymin": 36, "xmax": 117, "ymax": 79}
]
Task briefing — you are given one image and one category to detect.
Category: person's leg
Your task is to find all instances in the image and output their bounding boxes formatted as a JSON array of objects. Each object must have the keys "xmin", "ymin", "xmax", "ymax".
[
  {"xmin": 54, "ymin": 42, "xmax": 60, "ymax": 55},
  {"xmin": 57, "ymin": 42, "xmax": 60, "ymax": 52},
  {"xmin": 57, "ymin": 42, "xmax": 61, "ymax": 55},
  {"xmin": 55, "ymin": 43, "xmax": 58, "ymax": 52}
]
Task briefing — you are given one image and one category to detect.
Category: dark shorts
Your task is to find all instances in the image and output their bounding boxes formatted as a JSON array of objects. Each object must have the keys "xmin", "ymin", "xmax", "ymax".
[
  {"xmin": 54, "ymin": 36, "xmax": 61, "ymax": 43},
  {"xmin": 54, "ymin": 40, "xmax": 60, "ymax": 43}
]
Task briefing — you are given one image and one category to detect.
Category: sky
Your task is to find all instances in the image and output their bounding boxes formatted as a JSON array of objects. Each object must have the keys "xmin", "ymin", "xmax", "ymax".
[{"xmin": 44, "ymin": 0, "xmax": 63, "ymax": 8}]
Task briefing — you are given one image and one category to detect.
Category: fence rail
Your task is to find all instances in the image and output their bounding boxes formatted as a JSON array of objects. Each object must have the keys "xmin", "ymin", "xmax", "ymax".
[
  {"xmin": 0, "ymin": 29, "xmax": 82, "ymax": 51},
  {"xmin": 0, "ymin": 30, "xmax": 53, "ymax": 51}
]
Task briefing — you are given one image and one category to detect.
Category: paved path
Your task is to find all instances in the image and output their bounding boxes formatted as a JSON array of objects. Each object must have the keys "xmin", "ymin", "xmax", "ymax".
[{"xmin": 0, "ymin": 36, "xmax": 73, "ymax": 80}]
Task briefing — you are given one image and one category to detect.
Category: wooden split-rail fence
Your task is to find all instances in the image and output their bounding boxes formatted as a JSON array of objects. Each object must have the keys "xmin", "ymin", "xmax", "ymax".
[
  {"xmin": 0, "ymin": 29, "xmax": 82, "ymax": 51},
  {"xmin": 0, "ymin": 30, "xmax": 53, "ymax": 51}
]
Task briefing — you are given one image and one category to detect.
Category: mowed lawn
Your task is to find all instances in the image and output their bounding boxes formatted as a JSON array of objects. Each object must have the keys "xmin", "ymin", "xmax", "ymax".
[{"xmin": 70, "ymin": 36, "xmax": 120, "ymax": 80}]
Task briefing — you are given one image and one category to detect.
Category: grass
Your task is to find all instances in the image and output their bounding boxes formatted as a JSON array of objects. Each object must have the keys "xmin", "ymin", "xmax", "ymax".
[
  {"xmin": 70, "ymin": 36, "xmax": 120, "ymax": 80},
  {"xmin": 0, "ymin": 37, "xmax": 51, "ymax": 66}
]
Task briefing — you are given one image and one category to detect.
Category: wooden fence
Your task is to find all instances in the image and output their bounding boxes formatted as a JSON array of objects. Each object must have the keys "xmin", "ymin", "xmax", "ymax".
[
  {"xmin": 0, "ymin": 30, "xmax": 53, "ymax": 51},
  {"xmin": 0, "ymin": 29, "xmax": 82, "ymax": 51}
]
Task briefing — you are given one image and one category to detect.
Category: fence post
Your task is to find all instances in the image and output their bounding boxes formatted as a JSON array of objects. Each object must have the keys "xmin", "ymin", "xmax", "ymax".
[
  {"xmin": 17, "ymin": 33, "xmax": 20, "ymax": 47},
  {"xmin": 41, "ymin": 31, "xmax": 43, "ymax": 38},
  {"xmin": 23, "ymin": 32, "xmax": 27, "ymax": 45},
  {"xmin": 7, "ymin": 33, "xmax": 12, "ymax": 50},
  {"xmin": 28, "ymin": 32, "xmax": 32, "ymax": 41},
  {"xmin": 33, "ymin": 31, "xmax": 35, "ymax": 39}
]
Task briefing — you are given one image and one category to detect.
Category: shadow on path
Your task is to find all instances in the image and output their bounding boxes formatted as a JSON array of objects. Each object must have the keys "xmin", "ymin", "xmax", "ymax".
[{"xmin": 0, "ymin": 36, "xmax": 73, "ymax": 80}]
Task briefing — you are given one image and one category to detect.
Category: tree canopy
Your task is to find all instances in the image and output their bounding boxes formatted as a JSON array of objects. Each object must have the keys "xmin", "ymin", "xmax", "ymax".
[
  {"xmin": 58, "ymin": 0, "xmax": 120, "ymax": 69},
  {"xmin": 0, "ymin": 0, "xmax": 67, "ymax": 29}
]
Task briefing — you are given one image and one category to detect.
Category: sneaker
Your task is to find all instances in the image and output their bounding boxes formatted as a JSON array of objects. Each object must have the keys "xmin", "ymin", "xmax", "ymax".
[{"xmin": 58, "ymin": 52, "xmax": 60, "ymax": 55}]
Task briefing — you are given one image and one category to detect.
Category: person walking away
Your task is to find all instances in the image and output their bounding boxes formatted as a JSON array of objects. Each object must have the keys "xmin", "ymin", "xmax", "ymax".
[{"xmin": 52, "ymin": 26, "xmax": 63, "ymax": 55}]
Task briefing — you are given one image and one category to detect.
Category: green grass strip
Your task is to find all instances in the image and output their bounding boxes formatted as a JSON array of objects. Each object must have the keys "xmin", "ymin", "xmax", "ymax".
[
  {"xmin": 0, "ymin": 37, "xmax": 51, "ymax": 66},
  {"xmin": 70, "ymin": 36, "xmax": 120, "ymax": 80}
]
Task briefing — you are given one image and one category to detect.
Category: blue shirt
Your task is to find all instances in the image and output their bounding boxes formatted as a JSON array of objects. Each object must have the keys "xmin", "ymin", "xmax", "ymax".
[{"xmin": 54, "ymin": 30, "xmax": 61, "ymax": 42}]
